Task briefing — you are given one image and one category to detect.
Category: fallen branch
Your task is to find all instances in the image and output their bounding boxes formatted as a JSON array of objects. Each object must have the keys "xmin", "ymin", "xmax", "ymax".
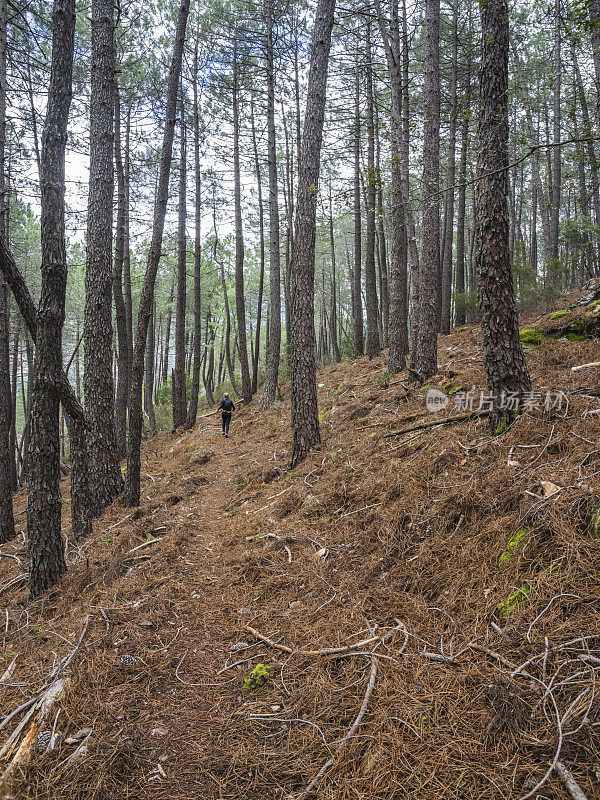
[
  {"xmin": 382, "ymin": 410, "xmax": 489, "ymax": 438},
  {"xmin": 0, "ymin": 678, "xmax": 67, "ymax": 793},
  {"xmin": 297, "ymin": 657, "xmax": 378, "ymax": 799},
  {"xmin": 468, "ymin": 642, "xmax": 518, "ymax": 672},
  {"xmin": 570, "ymin": 361, "xmax": 600, "ymax": 372},
  {"xmin": 244, "ymin": 620, "xmax": 406, "ymax": 657},
  {"xmin": 554, "ymin": 762, "xmax": 589, "ymax": 800}
]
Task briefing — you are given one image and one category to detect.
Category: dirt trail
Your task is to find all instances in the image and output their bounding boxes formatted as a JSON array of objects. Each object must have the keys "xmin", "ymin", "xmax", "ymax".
[{"xmin": 2, "ymin": 306, "xmax": 600, "ymax": 799}]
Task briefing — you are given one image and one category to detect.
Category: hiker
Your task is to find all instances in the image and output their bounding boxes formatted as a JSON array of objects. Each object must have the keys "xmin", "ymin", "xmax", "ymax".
[{"xmin": 218, "ymin": 393, "xmax": 235, "ymax": 437}]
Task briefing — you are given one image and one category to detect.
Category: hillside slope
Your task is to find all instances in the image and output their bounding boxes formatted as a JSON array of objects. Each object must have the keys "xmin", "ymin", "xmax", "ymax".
[{"xmin": 1, "ymin": 304, "xmax": 600, "ymax": 799}]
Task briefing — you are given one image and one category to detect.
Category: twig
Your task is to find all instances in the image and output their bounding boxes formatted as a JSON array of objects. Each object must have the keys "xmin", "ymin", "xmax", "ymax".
[
  {"xmin": 382, "ymin": 410, "xmax": 489, "ymax": 438},
  {"xmin": 297, "ymin": 657, "xmax": 378, "ymax": 799},
  {"xmin": 554, "ymin": 762, "xmax": 589, "ymax": 800},
  {"xmin": 244, "ymin": 620, "xmax": 406, "ymax": 657}
]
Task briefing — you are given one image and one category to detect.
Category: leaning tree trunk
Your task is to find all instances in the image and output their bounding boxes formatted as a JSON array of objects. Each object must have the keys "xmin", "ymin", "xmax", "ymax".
[
  {"xmin": 289, "ymin": 0, "xmax": 336, "ymax": 468},
  {"xmin": 124, "ymin": 0, "xmax": 190, "ymax": 507},
  {"xmin": 476, "ymin": 0, "xmax": 531, "ymax": 431},
  {"xmin": 27, "ymin": 0, "xmax": 75, "ymax": 597},
  {"xmin": 185, "ymin": 45, "xmax": 202, "ymax": 429},
  {"xmin": 84, "ymin": 0, "xmax": 122, "ymax": 516},
  {"xmin": 173, "ymin": 90, "xmax": 187, "ymax": 428},
  {"xmin": 261, "ymin": 0, "xmax": 282, "ymax": 410},
  {"xmin": 411, "ymin": 0, "xmax": 440, "ymax": 382}
]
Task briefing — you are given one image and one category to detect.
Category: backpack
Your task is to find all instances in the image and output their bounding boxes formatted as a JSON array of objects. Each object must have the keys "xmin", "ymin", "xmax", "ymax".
[{"xmin": 222, "ymin": 398, "xmax": 233, "ymax": 412}]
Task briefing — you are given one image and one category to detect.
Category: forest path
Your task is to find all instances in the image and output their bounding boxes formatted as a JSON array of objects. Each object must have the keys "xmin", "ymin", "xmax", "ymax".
[{"xmin": 135, "ymin": 411, "xmax": 267, "ymax": 799}]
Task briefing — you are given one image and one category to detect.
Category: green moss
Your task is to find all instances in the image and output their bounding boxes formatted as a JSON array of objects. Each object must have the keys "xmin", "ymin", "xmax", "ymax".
[
  {"xmin": 550, "ymin": 309, "xmax": 570, "ymax": 319},
  {"xmin": 519, "ymin": 328, "xmax": 545, "ymax": 346},
  {"xmin": 243, "ymin": 663, "xmax": 274, "ymax": 690},
  {"xmin": 496, "ymin": 583, "xmax": 532, "ymax": 618},
  {"xmin": 495, "ymin": 419, "xmax": 508, "ymax": 436},
  {"xmin": 190, "ymin": 448, "xmax": 214, "ymax": 464},
  {"xmin": 565, "ymin": 332, "xmax": 586, "ymax": 342},
  {"xmin": 499, "ymin": 527, "xmax": 530, "ymax": 569},
  {"xmin": 458, "ymin": 326, "xmax": 468, "ymax": 332}
]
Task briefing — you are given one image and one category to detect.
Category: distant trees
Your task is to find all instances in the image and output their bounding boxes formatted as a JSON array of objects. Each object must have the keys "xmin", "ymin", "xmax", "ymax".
[{"xmin": 124, "ymin": 0, "xmax": 190, "ymax": 507}]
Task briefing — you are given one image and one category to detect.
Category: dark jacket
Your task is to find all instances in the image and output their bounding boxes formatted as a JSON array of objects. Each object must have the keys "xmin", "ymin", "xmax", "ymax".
[{"xmin": 218, "ymin": 398, "xmax": 235, "ymax": 413}]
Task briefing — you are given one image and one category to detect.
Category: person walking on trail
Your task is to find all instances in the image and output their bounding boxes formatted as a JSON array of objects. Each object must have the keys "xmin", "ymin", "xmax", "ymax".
[{"xmin": 218, "ymin": 393, "xmax": 235, "ymax": 437}]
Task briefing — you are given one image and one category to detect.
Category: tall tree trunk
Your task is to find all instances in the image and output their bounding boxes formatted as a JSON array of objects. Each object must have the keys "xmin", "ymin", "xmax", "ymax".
[
  {"xmin": 113, "ymin": 83, "xmax": 129, "ymax": 458},
  {"xmin": 232, "ymin": 38, "xmax": 252, "ymax": 404},
  {"xmin": 84, "ymin": 0, "xmax": 122, "ymax": 516},
  {"xmin": 411, "ymin": 0, "xmax": 440, "ymax": 381},
  {"xmin": 162, "ymin": 282, "xmax": 174, "ymax": 386},
  {"xmin": 261, "ymin": 0, "xmax": 282, "ymax": 409},
  {"xmin": 440, "ymin": 0, "xmax": 458, "ymax": 334},
  {"xmin": 328, "ymin": 181, "xmax": 341, "ymax": 363},
  {"xmin": 364, "ymin": 18, "xmax": 380, "ymax": 359},
  {"xmin": 27, "ymin": 0, "xmax": 75, "ymax": 596},
  {"xmin": 0, "ymin": 0, "xmax": 13, "ymax": 543},
  {"xmin": 289, "ymin": 0, "xmax": 336, "ymax": 467},
  {"xmin": 249, "ymin": 97, "xmax": 265, "ymax": 398},
  {"xmin": 375, "ymin": 96, "xmax": 388, "ymax": 347},
  {"xmin": 185, "ymin": 44, "xmax": 202, "ymax": 429},
  {"xmin": 145, "ymin": 300, "xmax": 157, "ymax": 436},
  {"xmin": 477, "ymin": 0, "xmax": 531, "ymax": 431},
  {"xmin": 455, "ymin": 39, "xmax": 471, "ymax": 327},
  {"xmin": 173, "ymin": 90, "xmax": 187, "ymax": 428},
  {"xmin": 374, "ymin": 0, "xmax": 412, "ymax": 372},
  {"xmin": 124, "ymin": 0, "xmax": 190, "ymax": 507},
  {"xmin": 352, "ymin": 55, "xmax": 364, "ymax": 356},
  {"xmin": 549, "ymin": 0, "xmax": 561, "ymax": 284}
]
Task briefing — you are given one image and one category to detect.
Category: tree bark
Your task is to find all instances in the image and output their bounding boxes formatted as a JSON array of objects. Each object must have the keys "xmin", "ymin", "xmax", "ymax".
[
  {"xmin": 440, "ymin": 1, "xmax": 458, "ymax": 334},
  {"xmin": 261, "ymin": 0, "xmax": 282, "ymax": 409},
  {"xmin": 249, "ymin": 97, "xmax": 265, "ymax": 398},
  {"xmin": 455, "ymin": 39, "xmax": 471, "ymax": 327},
  {"xmin": 0, "ymin": 0, "xmax": 14, "ymax": 543},
  {"xmin": 84, "ymin": 0, "xmax": 122, "ymax": 516},
  {"xmin": 232, "ymin": 38, "xmax": 252, "ymax": 404},
  {"xmin": 476, "ymin": 0, "xmax": 531, "ymax": 431},
  {"xmin": 185, "ymin": 45, "xmax": 203, "ymax": 429},
  {"xmin": 173, "ymin": 90, "xmax": 187, "ymax": 428},
  {"xmin": 124, "ymin": 0, "xmax": 190, "ymax": 507},
  {"xmin": 411, "ymin": 0, "xmax": 440, "ymax": 381},
  {"xmin": 113, "ymin": 83, "xmax": 129, "ymax": 458},
  {"xmin": 27, "ymin": 0, "xmax": 75, "ymax": 596},
  {"xmin": 364, "ymin": 18, "xmax": 380, "ymax": 359},
  {"xmin": 352, "ymin": 54, "xmax": 364, "ymax": 357},
  {"xmin": 289, "ymin": 0, "xmax": 336, "ymax": 467}
]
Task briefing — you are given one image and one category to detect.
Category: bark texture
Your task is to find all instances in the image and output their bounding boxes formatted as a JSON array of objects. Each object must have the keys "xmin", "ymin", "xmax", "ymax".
[
  {"xmin": 84, "ymin": 0, "xmax": 122, "ymax": 515},
  {"xmin": 411, "ymin": 0, "xmax": 440, "ymax": 381},
  {"xmin": 261, "ymin": 0, "xmax": 282, "ymax": 410},
  {"xmin": 476, "ymin": 0, "xmax": 531, "ymax": 430},
  {"xmin": 289, "ymin": 0, "xmax": 336, "ymax": 468},
  {"xmin": 28, "ymin": 0, "xmax": 75, "ymax": 597}
]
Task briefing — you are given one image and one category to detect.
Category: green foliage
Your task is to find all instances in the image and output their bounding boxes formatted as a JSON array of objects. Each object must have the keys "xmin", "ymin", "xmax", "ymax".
[
  {"xmin": 497, "ymin": 583, "xmax": 532, "ymax": 619},
  {"xmin": 550, "ymin": 310, "xmax": 569, "ymax": 320},
  {"xmin": 243, "ymin": 663, "xmax": 274, "ymax": 690},
  {"xmin": 373, "ymin": 368, "xmax": 390, "ymax": 389},
  {"xmin": 499, "ymin": 528, "xmax": 530, "ymax": 569}
]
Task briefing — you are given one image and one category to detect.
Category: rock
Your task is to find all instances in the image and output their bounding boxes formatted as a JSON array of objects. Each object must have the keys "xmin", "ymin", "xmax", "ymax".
[
  {"xmin": 289, "ymin": 601, "xmax": 303, "ymax": 610},
  {"xmin": 138, "ymin": 620, "xmax": 153, "ymax": 628},
  {"xmin": 230, "ymin": 641, "xmax": 249, "ymax": 652},
  {"xmin": 65, "ymin": 728, "xmax": 92, "ymax": 745},
  {"xmin": 150, "ymin": 728, "xmax": 168, "ymax": 737},
  {"xmin": 315, "ymin": 547, "xmax": 328, "ymax": 559}
]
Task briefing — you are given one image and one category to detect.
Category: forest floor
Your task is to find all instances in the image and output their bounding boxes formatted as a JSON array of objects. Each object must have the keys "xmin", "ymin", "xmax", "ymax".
[{"xmin": 2, "ymin": 290, "xmax": 600, "ymax": 799}]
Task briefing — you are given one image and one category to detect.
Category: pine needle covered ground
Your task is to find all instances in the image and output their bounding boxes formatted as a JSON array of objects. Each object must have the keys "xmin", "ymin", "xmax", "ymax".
[{"xmin": 1, "ymin": 293, "xmax": 600, "ymax": 799}]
